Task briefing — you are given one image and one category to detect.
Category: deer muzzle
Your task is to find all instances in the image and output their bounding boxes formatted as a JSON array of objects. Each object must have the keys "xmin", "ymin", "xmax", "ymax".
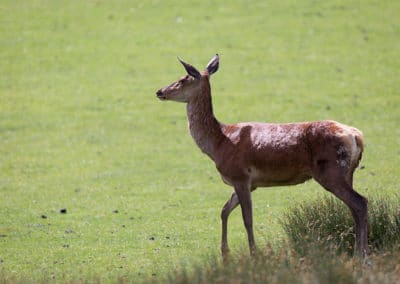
[{"xmin": 156, "ymin": 89, "xmax": 167, "ymax": 100}]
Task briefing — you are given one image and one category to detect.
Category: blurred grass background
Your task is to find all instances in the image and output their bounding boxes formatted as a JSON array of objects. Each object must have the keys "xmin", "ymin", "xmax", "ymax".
[{"xmin": 0, "ymin": 0, "xmax": 399, "ymax": 282}]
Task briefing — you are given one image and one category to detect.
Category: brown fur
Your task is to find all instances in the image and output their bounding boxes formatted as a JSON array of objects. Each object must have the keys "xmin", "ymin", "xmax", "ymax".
[{"xmin": 156, "ymin": 55, "xmax": 369, "ymax": 259}]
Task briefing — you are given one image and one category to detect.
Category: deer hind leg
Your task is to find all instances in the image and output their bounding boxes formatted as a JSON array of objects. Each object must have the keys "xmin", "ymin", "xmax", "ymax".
[
  {"xmin": 234, "ymin": 183, "xmax": 256, "ymax": 256},
  {"xmin": 312, "ymin": 159, "xmax": 369, "ymax": 257},
  {"xmin": 220, "ymin": 192, "xmax": 239, "ymax": 261}
]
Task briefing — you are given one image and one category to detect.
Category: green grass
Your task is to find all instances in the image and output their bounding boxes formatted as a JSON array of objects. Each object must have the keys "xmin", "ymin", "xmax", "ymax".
[{"xmin": 1, "ymin": 0, "xmax": 399, "ymax": 282}]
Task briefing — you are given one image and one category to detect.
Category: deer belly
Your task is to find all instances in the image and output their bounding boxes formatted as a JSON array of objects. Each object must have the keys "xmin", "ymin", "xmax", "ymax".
[
  {"xmin": 218, "ymin": 163, "xmax": 312, "ymax": 188},
  {"xmin": 249, "ymin": 155, "xmax": 312, "ymax": 187},
  {"xmin": 250, "ymin": 168, "xmax": 312, "ymax": 187}
]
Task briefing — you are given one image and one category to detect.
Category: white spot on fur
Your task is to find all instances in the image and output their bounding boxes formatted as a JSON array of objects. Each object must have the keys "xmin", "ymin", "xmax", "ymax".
[
  {"xmin": 337, "ymin": 159, "xmax": 349, "ymax": 167},
  {"xmin": 336, "ymin": 145, "xmax": 349, "ymax": 167},
  {"xmin": 337, "ymin": 145, "xmax": 347, "ymax": 156}
]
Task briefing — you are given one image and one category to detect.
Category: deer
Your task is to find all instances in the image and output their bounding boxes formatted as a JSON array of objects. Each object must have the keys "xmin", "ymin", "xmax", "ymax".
[{"xmin": 156, "ymin": 54, "xmax": 369, "ymax": 260}]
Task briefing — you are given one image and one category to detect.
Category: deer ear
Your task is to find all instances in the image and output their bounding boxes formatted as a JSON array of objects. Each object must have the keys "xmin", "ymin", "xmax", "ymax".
[
  {"xmin": 178, "ymin": 57, "xmax": 201, "ymax": 79},
  {"xmin": 206, "ymin": 54, "xmax": 219, "ymax": 75}
]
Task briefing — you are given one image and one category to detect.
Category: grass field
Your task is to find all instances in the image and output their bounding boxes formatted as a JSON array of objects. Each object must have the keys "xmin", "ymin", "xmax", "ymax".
[{"xmin": 1, "ymin": 0, "xmax": 399, "ymax": 282}]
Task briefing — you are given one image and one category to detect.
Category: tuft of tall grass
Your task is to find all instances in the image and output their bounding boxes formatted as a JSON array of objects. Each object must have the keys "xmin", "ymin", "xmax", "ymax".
[
  {"xmin": 368, "ymin": 195, "xmax": 400, "ymax": 251},
  {"xmin": 281, "ymin": 194, "xmax": 400, "ymax": 255}
]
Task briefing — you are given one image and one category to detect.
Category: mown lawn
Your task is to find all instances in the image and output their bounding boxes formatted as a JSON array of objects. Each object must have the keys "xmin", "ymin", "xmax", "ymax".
[{"xmin": 0, "ymin": 0, "xmax": 399, "ymax": 282}]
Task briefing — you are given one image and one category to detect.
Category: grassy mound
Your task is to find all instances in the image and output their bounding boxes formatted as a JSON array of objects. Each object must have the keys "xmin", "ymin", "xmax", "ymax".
[{"xmin": 281, "ymin": 195, "xmax": 400, "ymax": 255}]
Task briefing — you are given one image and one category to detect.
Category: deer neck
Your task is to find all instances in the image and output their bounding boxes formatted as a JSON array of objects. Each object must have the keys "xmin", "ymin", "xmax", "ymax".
[{"xmin": 186, "ymin": 81, "xmax": 224, "ymax": 160}]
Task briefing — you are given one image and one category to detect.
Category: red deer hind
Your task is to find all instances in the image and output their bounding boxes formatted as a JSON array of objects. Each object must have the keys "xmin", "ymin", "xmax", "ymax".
[{"xmin": 156, "ymin": 54, "xmax": 368, "ymax": 259}]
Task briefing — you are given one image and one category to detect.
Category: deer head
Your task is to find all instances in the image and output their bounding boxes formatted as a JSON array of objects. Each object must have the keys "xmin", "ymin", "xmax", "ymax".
[{"xmin": 156, "ymin": 54, "xmax": 219, "ymax": 103}]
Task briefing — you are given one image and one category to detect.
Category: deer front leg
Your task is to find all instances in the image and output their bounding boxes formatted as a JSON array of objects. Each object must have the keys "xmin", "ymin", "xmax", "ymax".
[
  {"xmin": 221, "ymin": 192, "xmax": 239, "ymax": 262},
  {"xmin": 235, "ymin": 183, "xmax": 256, "ymax": 255}
]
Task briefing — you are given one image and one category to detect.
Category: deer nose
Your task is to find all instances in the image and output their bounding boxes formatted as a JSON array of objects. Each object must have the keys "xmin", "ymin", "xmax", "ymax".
[{"xmin": 156, "ymin": 89, "xmax": 166, "ymax": 100}]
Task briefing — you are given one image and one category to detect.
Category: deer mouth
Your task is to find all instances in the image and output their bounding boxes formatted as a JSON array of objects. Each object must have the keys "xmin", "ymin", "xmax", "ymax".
[{"xmin": 156, "ymin": 90, "xmax": 167, "ymax": 100}]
